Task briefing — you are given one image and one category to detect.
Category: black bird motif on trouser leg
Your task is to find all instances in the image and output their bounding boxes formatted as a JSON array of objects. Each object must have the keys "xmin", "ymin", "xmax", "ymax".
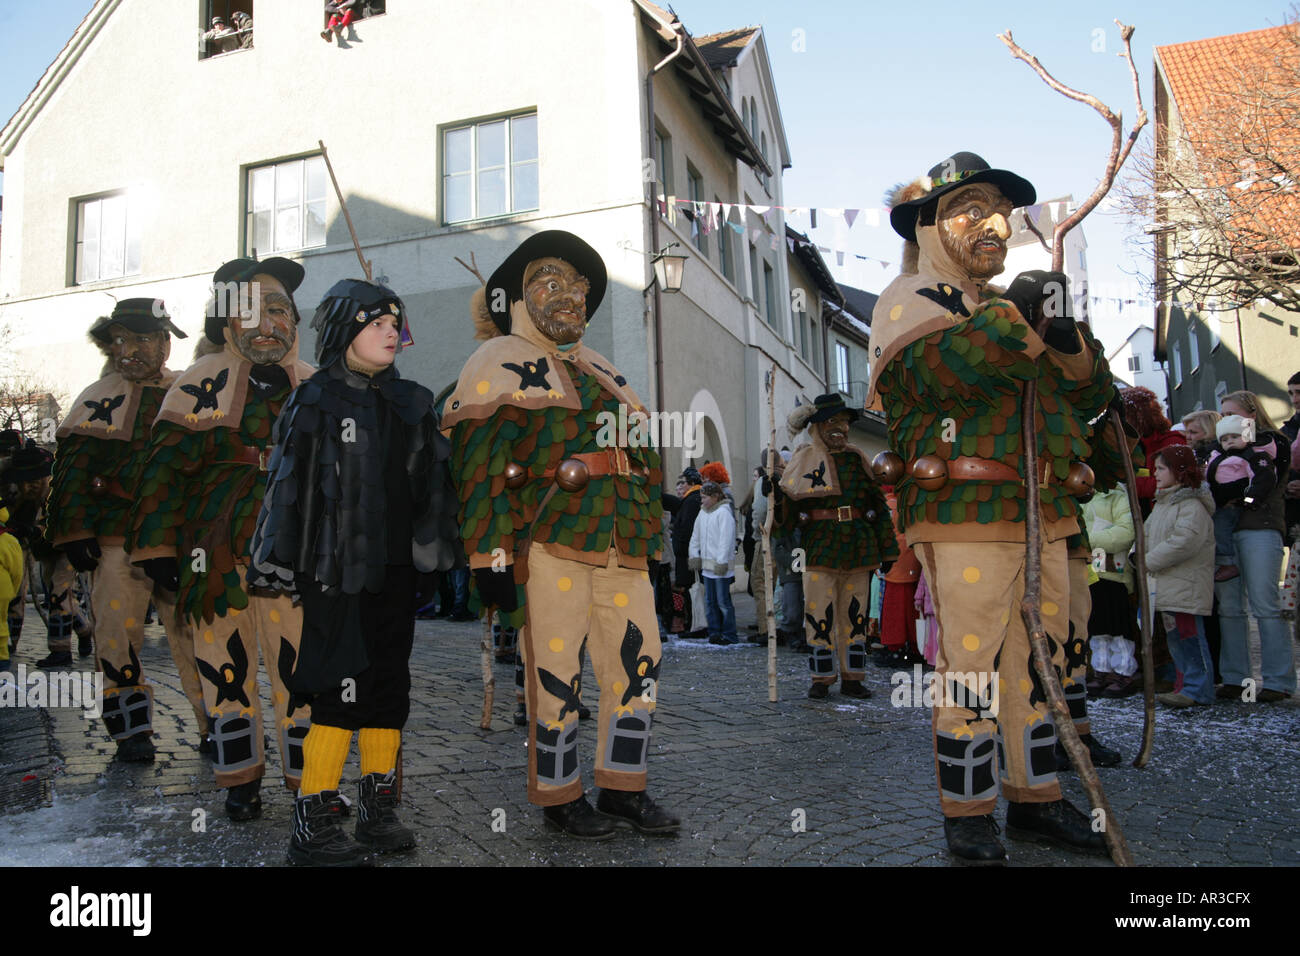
[
  {"xmin": 847, "ymin": 595, "xmax": 868, "ymax": 640},
  {"xmin": 83, "ymin": 394, "xmax": 126, "ymax": 429},
  {"xmin": 179, "ymin": 368, "xmax": 229, "ymax": 420},
  {"xmin": 196, "ymin": 630, "xmax": 252, "ymax": 709},
  {"xmin": 803, "ymin": 462, "xmax": 828, "ymax": 488},
  {"xmin": 102, "ymin": 643, "xmax": 143, "ymax": 687},
  {"xmin": 501, "ymin": 358, "xmax": 559, "ymax": 399},
  {"xmin": 537, "ymin": 667, "xmax": 583, "ymax": 729},
  {"xmin": 616, "ymin": 621, "xmax": 659, "ymax": 713},
  {"xmin": 276, "ymin": 637, "xmax": 309, "ymax": 720},
  {"xmin": 806, "ymin": 605, "xmax": 834, "ymax": 645}
]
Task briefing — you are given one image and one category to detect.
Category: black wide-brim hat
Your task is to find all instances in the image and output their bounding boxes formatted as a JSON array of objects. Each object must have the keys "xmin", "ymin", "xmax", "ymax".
[
  {"xmin": 890, "ymin": 151, "xmax": 1036, "ymax": 242},
  {"xmin": 485, "ymin": 230, "xmax": 606, "ymax": 335},
  {"xmin": 8, "ymin": 445, "xmax": 53, "ymax": 482},
  {"xmin": 206, "ymin": 256, "xmax": 305, "ymax": 343},
  {"xmin": 807, "ymin": 392, "xmax": 861, "ymax": 424},
  {"xmin": 88, "ymin": 297, "xmax": 187, "ymax": 344}
]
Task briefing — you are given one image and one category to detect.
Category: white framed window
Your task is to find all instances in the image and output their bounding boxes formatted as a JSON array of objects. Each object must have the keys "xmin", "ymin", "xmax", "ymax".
[
  {"xmin": 74, "ymin": 192, "xmax": 140, "ymax": 285},
  {"xmin": 1171, "ymin": 342, "xmax": 1183, "ymax": 387},
  {"xmin": 686, "ymin": 164, "xmax": 706, "ymax": 257},
  {"xmin": 443, "ymin": 112, "xmax": 538, "ymax": 224},
  {"xmin": 1188, "ymin": 326, "xmax": 1200, "ymax": 372},
  {"xmin": 245, "ymin": 155, "xmax": 326, "ymax": 256},
  {"xmin": 763, "ymin": 261, "xmax": 777, "ymax": 327},
  {"xmin": 835, "ymin": 341, "xmax": 850, "ymax": 392},
  {"xmin": 1127, "ymin": 354, "xmax": 1142, "ymax": 372},
  {"xmin": 716, "ymin": 194, "xmax": 733, "ymax": 283}
]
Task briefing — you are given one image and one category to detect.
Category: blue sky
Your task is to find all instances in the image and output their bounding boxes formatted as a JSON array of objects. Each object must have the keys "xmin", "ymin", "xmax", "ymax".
[{"xmin": 1, "ymin": 0, "xmax": 1293, "ymax": 351}]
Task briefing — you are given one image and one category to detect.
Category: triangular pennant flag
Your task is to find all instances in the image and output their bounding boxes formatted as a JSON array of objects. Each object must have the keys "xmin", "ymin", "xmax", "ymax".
[
  {"xmin": 881, "ymin": 261, "xmax": 890, "ymax": 270},
  {"xmin": 729, "ymin": 221, "xmax": 744, "ymax": 234},
  {"xmin": 750, "ymin": 205, "xmax": 771, "ymax": 217},
  {"xmin": 863, "ymin": 209, "xmax": 880, "ymax": 228},
  {"xmin": 843, "ymin": 209, "xmax": 860, "ymax": 228},
  {"xmin": 720, "ymin": 203, "xmax": 732, "ymax": 223},
  {"xmin": 787, "ymin": 237, "xmax": 796, "ymax": 252}
]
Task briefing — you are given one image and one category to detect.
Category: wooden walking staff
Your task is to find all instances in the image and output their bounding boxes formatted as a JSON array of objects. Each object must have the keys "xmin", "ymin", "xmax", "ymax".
[
  {"xmin": 762, "ymin": 364, "xmax": 779, "ymax": 702},
  {"xmin": 480, "ymin": 610, "xmax": 496, "ymax": 730},
  {"xmin": 999, "ymin": 21, "xmax": 1149, "ymax": 867},
  {"xmin": 318, "ymin": 140, "xmax": 373, "ymax": 281}
]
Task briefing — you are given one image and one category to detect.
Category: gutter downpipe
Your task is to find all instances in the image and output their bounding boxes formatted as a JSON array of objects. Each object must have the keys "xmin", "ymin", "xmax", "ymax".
[{"xmin": 644, "ymin": 13, "xmax": 684, "ymax": 411}]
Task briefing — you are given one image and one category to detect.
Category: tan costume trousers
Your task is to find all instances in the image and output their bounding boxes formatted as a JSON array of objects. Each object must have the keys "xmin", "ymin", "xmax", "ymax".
[
  {"xmin": 1065, "ymin": 554, "xmax": 1093, "ymax": 736},
  {"xmin": 92, "ymin": 545, "xmax": 207, "ymax": 740},
  {"xmin": 193, "ymin": 568, "xmax": 308, "ymax": 789},
  {"xmin": 750, "ymin": 537, "xmax": 769, "ymax": 630},
  {"xmin": 916, "ymin": 537, "xmax": 1069, "ymax": 817},
  {"xmin": 802, "ymin": 568, "xmax": 871, "ymax": 685},
  {"xmin": 522, "ymin": 543, "xmax": 660, "ymax": 807},
  {"xmin": 43, "ymin": 556, "xmax": 83, "ymax": 653}
]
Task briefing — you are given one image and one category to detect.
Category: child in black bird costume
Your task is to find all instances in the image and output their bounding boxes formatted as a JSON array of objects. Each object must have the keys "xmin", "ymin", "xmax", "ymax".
[{"xmin": 252, "ymin": 278, "xmax": 460, "ymax": 865}]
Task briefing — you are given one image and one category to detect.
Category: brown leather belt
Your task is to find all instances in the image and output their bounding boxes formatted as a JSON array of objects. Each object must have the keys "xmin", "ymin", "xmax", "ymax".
[
  {"xmin": 804, "ymin": 506, "xmax": 862, "ymax": 523},
  {"xmin": 941, "ymin": 456, "xmax": 1021, "ymax": 482},
  {"xmin": 540, "ymin": 449, "xmax": 647, "ymax": 480},
  {"xmin": 213, "ymin": 446, "xmax": 269, "ymax": 471}
]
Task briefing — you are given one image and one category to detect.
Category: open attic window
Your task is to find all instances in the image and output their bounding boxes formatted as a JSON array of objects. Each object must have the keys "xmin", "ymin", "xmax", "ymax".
[{"xmin": 199, "ymin": 0, "xmax": 253, "ymax": 59}]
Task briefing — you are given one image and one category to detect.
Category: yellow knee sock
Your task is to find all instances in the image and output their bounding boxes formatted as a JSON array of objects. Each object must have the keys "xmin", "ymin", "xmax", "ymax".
[
  {"xmin": 358, "ymin": 728, "xmax": 401, "ymax": 776},
  {"xmin": 299, "ymin": 724, "xmax": 353, "ymax": 795}
]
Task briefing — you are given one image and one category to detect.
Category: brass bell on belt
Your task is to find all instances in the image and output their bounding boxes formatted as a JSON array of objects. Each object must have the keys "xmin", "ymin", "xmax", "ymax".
[
  {"xmin": 910, "ymin": 455, "xmax": 948, "ymax": 491},
  {"xmin": 555, "ymin": 459, "xmax": 590, "ymax": 493},
  {"xmin": 871, "ymin": 451, "xmax": 904, "ymax": 484},
  {"xmin": 503, "ymin": 462, "xmax": 527, "ymax": 490},
  {"xmin": 1062, "ymin": 461, "xmax": 1096, "ymax": 497}
]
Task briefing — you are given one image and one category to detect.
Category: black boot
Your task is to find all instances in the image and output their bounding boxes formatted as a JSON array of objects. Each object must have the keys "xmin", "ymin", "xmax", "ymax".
[
  {"xmin": 1006, "ymin": 798, "xmax": 1107, "ymax": 854},
  {"xmin": 289, "ymin": 790, "xmax": 370, "ymax": 866},
  {"xmin": 542, "ymin": 795, "xmax": 617, "ymax": 840},
  {"xmin": 596, "ymin": 788, "xmax": 681, "ymax": 834},
  {"xmin": 944, "ymin": 814, "xmax": 1006, "ymax": 865},
  {"xmin": 839, "ymin": 679, "xmax": 871, "ymax": 699},
  {"xmin": 225, "ymin": 779, "xmax": 263, "ymax": 821},
  {"xmin": 1055, "ymin": 733, "xmax": 1122, "ymax": 770},
  {"xmin": 77, "ymin": 633, "xmax": 93, "ymax": 658},
  {"xmin": 114, "ymin": 732, "xmax": 155, "ymax": 763},
  {"xmin": 807, "ymin": 682, "xmax": 829, "ymax": 699},
  {"xmin": 35, "ymin": 650, "xmax": 72, "ymax": 668},
  {"xmin": 355, "ymin": 771, "xmax": 415, "ymax": 852}
]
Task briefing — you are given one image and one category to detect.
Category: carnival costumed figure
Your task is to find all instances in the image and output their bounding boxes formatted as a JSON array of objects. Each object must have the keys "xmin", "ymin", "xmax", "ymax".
[
  {"xmin": 774, "ymin": 394, "xmax": 898, "ymax": 699},
  {"xmin": 46, "ymin": 299, "xmax": 208, "ymax": 761},
  {"xmin": 444, "ymin": 230, "xmax": 679, "ymax": 839},
  {"xmin": 127, "ymin": 258, "xmax": 314, "ymax": 821},
  {"xmin": 251, "ymin": 278, "xmax": 460, "ymax": 864},
  {"xmin": 869, "ymin": 152, "xmax": 1114, "ymax": 863}
]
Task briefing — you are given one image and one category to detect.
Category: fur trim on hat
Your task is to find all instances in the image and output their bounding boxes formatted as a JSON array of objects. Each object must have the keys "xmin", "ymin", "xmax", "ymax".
[
  {"xmin": 885, "ymin": 179, "xmax": 929, "ymax": 276},
  {"xmin": 787, "ymin": 404, "xmax": 816, "ymax": 438},
  {"xmin": 470, "ymin": 286, "xmax": 500, "ymax": 341}
]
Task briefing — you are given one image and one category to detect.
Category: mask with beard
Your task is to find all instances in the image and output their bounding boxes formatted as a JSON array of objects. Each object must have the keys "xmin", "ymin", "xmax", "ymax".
[
  {"xmin": 816, "ymin": 413, "xmax": 852, "ymax": 452},
  {"xmin": 105, "ymin": 325, "xmax": 170, "ymax": 382},
  {"xmin": 226, "ymin": 274, "xmax": 297, "ymax": 364},
  {"xmin": 523, "ymin": 258, "xmax": 590, "ymax": 346},
  {"xmin": 935, "ymin": 184, "xmax": 1013, "ymax": 282}
]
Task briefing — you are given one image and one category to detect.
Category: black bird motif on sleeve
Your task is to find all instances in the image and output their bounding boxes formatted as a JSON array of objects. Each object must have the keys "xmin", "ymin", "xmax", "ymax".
[
  {"xmin": 83, "ymin": 394, "xmax": 126, "ymax": 430},
  {"xmin": 916, "ymin": 283, "xmax": 971, "ymax": 318},
  {"xmin": 196, "ymin": 630, "xmax": 252, "ymax": 709},
  {"xmin": 847, "ymin": 595, "xmax": 868, "ymax": 641},
  {"xmin": 101, "ymin": 643, "xmax": 143, "ymax": 687},
  {"xmin": 501, "ymin": 358, "xmax": 560, "ymax": 400},
  {"xmin": 590, "ymin": 361, "xmax": 628, "ymax": 387},
  {"xmin": 804, "ymin": 462, "xmax": 828, "ymax": 488},
  {"xmin": 180, "ymin": 368, "xmax": 229, "ymax": 421},
  {"xmin": 537, "ymin": 666, "xmax": 583, "ymax": 729},
  {"xmin": 616, "ymin": 621, "xmax": 658, "ymax": 712}
]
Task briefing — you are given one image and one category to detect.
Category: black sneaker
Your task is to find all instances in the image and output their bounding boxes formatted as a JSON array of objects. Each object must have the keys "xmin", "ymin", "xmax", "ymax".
[
  {"xmin": 596, "ymin": 788, "xmax": 681, "ymax": 834},
  {"xmin": 1006, "ymin": 798, "xmax": 1107, "ymax": 854},
  {"xmin": 289, "ymin": 790, "xmax": 370, "ymax": 866},
  {"xmin": 355, "ymin": 772, "xmax": 415, "ymax": 853},
  {"xmin": 225, "ymin": 779, "xmax": 263, "ymax": 822},
  {"xmin": 543, "ymin": 795, "xmax": 617, "ymax": 840},
  {"xmin": 35, "ymin": 651, "xmax": 72, "ymax": 669},
  {"xmin": 944, "ymin": 814, "xmax": 1006, "ymax": 865},
  {"xmin": 114, "ymin": 732, "xmax": 156, "ymax": 763}
]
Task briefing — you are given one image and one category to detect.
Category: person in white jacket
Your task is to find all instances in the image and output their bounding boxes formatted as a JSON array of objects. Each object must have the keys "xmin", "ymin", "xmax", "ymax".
[
  {"xmin": 690, "ymin": 482, "xmax": 738, "ymax": 646},
  {"xmin": 1144, "ymin": 446, "xmax": 1216, "ymax": 707}
]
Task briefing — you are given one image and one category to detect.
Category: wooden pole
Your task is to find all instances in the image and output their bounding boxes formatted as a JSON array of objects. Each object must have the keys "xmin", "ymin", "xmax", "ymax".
[
  {"xmin": 764, "ymin": 364, "xmax": 779, "ymax": 702},
  {"xmin": 999, "ymin": 21, "xmax": 1149, "ymax": 867},
  {"xmin": 318, "ymin": 140, "xmax": 372, "ymax": 282},
  {"xmin": 480, "ymin": 610, "xmax": 496, "ymax": 730}
]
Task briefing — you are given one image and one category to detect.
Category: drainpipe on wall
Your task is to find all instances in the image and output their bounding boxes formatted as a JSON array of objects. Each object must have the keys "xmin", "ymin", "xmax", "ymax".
[
  {"xmin": 643, "ymin": 10, "xmax": 684, "ymax": 411},
  {"xmin": 1235, "ymin": 307, "xmax": 1249, "ymax": 392}
]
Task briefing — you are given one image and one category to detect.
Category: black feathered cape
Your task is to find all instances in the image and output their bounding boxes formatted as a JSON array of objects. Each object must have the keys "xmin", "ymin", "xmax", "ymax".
[{"xmin": 251, "ymin": 360, "xmax": 460, "ymax": 691}]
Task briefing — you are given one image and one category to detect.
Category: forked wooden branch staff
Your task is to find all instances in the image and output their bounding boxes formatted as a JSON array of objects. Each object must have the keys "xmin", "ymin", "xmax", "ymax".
[
  {"xmin": 318, "ymin": 139, "xmax": 373, "ymax": 281},
  {"xmin": 763, "ymin": 364, "xmax": 779, "ymax": 702},
  {"xmin": 998, "ymin": 21, "xmax": 1150, "ymax": 868},
  {"xmin": 480, "ymin": 611, "xmax": 496, "ymax": 730}
]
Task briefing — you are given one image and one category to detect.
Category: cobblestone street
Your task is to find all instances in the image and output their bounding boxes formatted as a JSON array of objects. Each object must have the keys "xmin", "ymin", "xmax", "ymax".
[{"xmin": 1, "ymin": 591, "xmax": 1297, "ymax": 868}]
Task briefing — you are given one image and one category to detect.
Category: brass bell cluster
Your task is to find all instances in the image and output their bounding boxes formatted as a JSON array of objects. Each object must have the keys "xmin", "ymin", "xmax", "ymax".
[
  {"xmin": 503, "ymin": 459, "xmax": 591, "ymax": 493},
  {"xmin": 871, "ymin": 451, "xmax": 1095, "ymax": 496}
]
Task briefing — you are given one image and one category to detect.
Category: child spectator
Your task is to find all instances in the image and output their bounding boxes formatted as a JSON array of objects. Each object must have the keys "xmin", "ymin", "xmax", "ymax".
[
  {"xmin": 1207, "ymin": 414, "xmax": 1279, "ymax": 582},
  {"xmin": 1145, "ymin": 446, "xmax": 1216, "ymax": 707},
  {"xmin": 690, "ymin": 481, "xmax": 738, "ymax": 646}
]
